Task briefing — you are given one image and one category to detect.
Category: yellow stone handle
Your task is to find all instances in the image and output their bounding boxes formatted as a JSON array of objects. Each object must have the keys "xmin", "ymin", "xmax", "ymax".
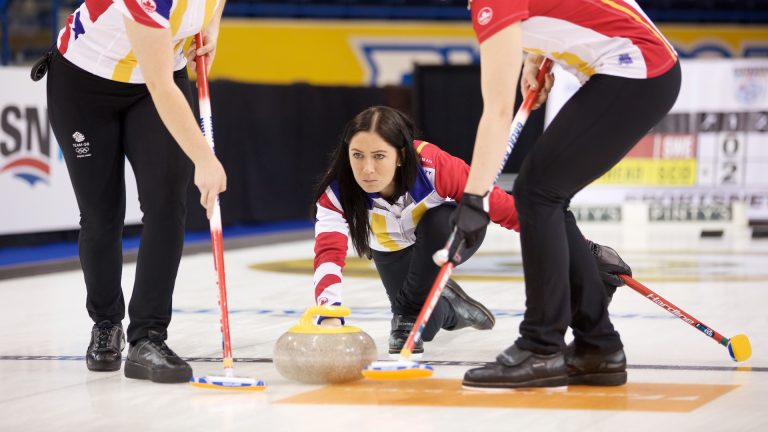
[
  {"xmin": 300, "ymin": 305, "xmax": 351, "ymax": 326},
  {"xmin": 288, "ymin": 305, "xmax": 360, "ymax": 334}
]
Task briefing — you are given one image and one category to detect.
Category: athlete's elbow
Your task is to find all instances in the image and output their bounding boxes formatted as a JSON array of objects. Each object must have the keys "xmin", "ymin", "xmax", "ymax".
[
  {"xmin": 143, "ymin": 75, "xmax": 176, "ymax": 98},
  {"xmin": 482, "ymin": 104, "xmax": 515, "ymax": 123}
]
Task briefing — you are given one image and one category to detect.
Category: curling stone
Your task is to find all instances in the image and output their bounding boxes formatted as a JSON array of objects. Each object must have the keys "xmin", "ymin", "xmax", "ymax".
[{"xmin": 273, "ymin": 305, "xmax": 377, "ymax": 384}]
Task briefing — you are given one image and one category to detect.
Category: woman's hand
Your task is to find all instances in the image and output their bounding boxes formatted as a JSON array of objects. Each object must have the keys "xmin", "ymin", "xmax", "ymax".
[
  {"xmin": 194, "ymin": 153, "xmax": 227, "ymax": 219},
  {"xmin": 520, "ymin": 54, "xmax": 554, "ymax": 110},
  {"xmin": 186, "ymin": 24, "xmax": 220, "ymax": 74},
  {"xmin": 319, "ymin": 318, "xmax": 343, "ymax": 327}
]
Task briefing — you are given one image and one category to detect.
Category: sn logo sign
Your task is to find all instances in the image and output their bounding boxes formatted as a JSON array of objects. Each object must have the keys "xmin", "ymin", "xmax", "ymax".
[{"xmin": 0, "ymin": 105, "xmax": 53, "ymax": 186}]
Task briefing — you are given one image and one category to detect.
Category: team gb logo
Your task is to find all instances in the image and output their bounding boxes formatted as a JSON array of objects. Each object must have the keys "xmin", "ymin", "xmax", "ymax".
[{"xmin": 478, "ymin": 7, "xmax": 493, "ymax": 25}]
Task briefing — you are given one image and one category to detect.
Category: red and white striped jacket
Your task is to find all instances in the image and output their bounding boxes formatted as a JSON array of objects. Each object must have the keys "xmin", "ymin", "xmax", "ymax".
[
  {"xmin": 313, "ymin": 140, "xmax": 519, "ymax": 306},
  {"xmin": 56, "ymin": 0, "xmax": 220, "ymax": 83},
  {"xmin": 470, "ymin": 0, "xmax": 678, "ymax": 83}
]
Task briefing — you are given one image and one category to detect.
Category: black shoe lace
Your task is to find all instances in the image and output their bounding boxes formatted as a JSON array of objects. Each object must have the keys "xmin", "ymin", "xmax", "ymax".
[
  {"xmin": 151, "ymin": 341, "xmax": 177, "ymax": 357},
  {"xmin": 95, "ymin": 326, "xmax": 113, "ymax": 350}
]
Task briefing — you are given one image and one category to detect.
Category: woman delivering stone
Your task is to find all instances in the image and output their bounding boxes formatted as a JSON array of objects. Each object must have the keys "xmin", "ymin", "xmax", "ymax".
[{"xmin": 310, "ymin": 106, "xmax": 629, "ymax": 357}]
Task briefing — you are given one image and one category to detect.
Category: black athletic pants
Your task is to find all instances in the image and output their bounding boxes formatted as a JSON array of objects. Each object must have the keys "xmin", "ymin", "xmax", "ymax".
[
  {"xmin": 372, "ymin": 205, "xmax": 486, "ymax": 341},
  {"xmin": 46, "ymin": 51, "xmax": 193, "ymax": 343},
  {"xmin": 513, "ymin": 62, "xmax": 682, "ymax": 354}
]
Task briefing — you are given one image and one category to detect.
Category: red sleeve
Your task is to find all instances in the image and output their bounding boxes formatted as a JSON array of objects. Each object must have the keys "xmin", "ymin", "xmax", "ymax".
[
  {"xmin": 418, "ymin": 141, "xmax": 470, "ymax": 201},
  {"xmin": 314, "ymin": 232, "xmax": 347, "ymax": 274},
  {"xmin": 313, "ymin": 188, "xmax": 349, "ymax": 304},
  {"xmin": 419, "ymin": 141, "xmax": 519, "ymax": 232},
  {"xmin": 471, "ymin": 0, "xmax": 529, "ymax": 44},
  {"xmin": 313, "ymin": 192, "xmax": 349, "ymax": 272},
  {"xmin": 313, "ymin": 232, "xmax": 347, "ymax": 300},
  {"xmin": 488, "ymin": 186, "xmax": 519, "ymax": 232}
]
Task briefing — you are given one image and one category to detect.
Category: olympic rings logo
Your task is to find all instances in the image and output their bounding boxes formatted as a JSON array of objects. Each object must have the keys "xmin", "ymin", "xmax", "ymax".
[{"xmin": 75, "ymin": 147, "xmax": 90, "ymax": 155}]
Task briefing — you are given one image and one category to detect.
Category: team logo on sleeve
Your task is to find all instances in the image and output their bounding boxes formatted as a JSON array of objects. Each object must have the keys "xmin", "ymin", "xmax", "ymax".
[
  {"xmin": 140, "ymin": 0, "xmax": 157, "ymax": 14},
  {"xmin": 477, "ymin": 7, "xmax": 493, "ymax": 25}
]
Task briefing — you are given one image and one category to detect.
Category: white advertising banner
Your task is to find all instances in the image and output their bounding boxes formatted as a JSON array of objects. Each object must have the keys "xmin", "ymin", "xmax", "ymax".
[
  {"xmin": 0, "ymin": 67, "xmax": 142, "ymax": 235},
  {"xmin": 548, "ymin": 58, "xmax": 768, "ymax": 221}
]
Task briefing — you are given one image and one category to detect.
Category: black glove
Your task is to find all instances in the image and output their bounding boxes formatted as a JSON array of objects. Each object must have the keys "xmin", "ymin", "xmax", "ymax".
[
  {"xmin": 445, "ymin": 192, "xmax": 491, "ymax": 265},
  {"xmin": 587, "ymin": 239, "xmax": 632, "ymax": 287},
  {"xmin": 30, "ymin": 43, "xmax": 55, "ymax": 82}
]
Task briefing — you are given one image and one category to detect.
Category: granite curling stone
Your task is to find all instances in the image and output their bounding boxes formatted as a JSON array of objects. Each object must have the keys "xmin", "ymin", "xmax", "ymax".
[{"xmin": 273, "ymin": 305, "xmax": 377, "ymax": 384}]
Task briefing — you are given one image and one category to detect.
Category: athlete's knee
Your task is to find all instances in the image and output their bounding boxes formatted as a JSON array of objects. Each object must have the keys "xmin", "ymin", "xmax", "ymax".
[
  {"xmin": 512, "ymin": 174, "xmax": 565, "ymax": 211},
  {"xmin": 78, "ymin": 204, "xmax": 124, "ymax": 231},
  {"xmin": 139, "ymin": 193, "xmax": 186, "ymax": 222},
  {"xmin": 140, "ymin": 204, "xmax": 186, "ymax": 229},
  {"xmin": 416, "ymin": 205, "xmax": 453, "ymax": 242}
]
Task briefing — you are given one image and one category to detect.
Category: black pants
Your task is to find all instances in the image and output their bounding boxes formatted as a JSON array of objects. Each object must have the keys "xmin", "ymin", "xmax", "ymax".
[
  {"xmin": 46, "ymin": 52, "xmax": 193, "ymax": 343},
  {"xmin": 513, "ymin": 63, "xmax": 682, "ymax": 354},
  {"xmin": 372, "ymin": 205, "xmax": 486, "ymax": 341}
]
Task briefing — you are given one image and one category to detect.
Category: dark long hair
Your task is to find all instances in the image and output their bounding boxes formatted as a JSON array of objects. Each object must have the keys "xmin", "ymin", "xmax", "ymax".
[{"xmin": 312, "ymin": 106, "xmax": 420, "ymax": 257}]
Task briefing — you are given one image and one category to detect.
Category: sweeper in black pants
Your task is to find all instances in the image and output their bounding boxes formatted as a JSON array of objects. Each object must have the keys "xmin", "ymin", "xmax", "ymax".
[
  {"xmin": 447, "ymin": 0, "xmax": 681, "ymax": 389},
  {"xmin": 35, "ymin": 0, "xmax": 228, "ymax": 383}
]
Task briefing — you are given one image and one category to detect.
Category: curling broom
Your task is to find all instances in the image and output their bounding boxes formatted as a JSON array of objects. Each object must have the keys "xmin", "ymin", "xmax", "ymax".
[
  {"xmin": 621, "ymin": 275, "xmax": 751, "ymax": 362},
  {"xmin": 189, "ymin": 33, "xmax": 266, "ymax": 391}
]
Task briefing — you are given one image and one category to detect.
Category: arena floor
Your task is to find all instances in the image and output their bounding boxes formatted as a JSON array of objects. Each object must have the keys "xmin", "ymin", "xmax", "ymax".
[{"xmin": 1, "ymin": 224, "xmax": 766, "ymax": 431}]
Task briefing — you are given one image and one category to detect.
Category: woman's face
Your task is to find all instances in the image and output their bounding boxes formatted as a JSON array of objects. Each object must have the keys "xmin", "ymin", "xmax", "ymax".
[{"xmin": 348, "ymin": 131, "xmax": 400, "ymax": 198}]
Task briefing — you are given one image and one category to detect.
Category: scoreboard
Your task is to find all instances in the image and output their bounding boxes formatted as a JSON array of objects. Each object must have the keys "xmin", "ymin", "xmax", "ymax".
[
  {"xmin": 548, "ymin": 59, "xmax": 768, "ymax": 221},
  {"xmin": 594, "ymin": 111, "xmax": 768, "ymax": 189}
]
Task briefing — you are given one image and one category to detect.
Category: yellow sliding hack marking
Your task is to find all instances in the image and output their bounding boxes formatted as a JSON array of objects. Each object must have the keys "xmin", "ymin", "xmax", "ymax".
[{"xmin": 278, "ymin": 379, "xmax": 738, "ymax": 412}]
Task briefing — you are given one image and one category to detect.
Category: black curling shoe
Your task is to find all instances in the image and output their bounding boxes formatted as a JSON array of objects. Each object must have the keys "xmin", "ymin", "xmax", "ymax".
[
  {"xmin": 442, "ymin": 279, "xmax": 495, "ymax": 331},
  {"xmin": 388, "ymin": 314, "xmax": 424, "ymax": 355},
  {"xmin": 463, "ymin": 344, "xmax": 568, "ymax": 389},
  {"xmin": 86, "ymin": 320, "xmax": 125, "ymax": 372},
  {"xmin": 124, "ymin": 332, "xmax": 192, "ymax": 383},
  {"xmin": 566, "ymin": 347, "xmax": 627, "ymax": 386}
]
